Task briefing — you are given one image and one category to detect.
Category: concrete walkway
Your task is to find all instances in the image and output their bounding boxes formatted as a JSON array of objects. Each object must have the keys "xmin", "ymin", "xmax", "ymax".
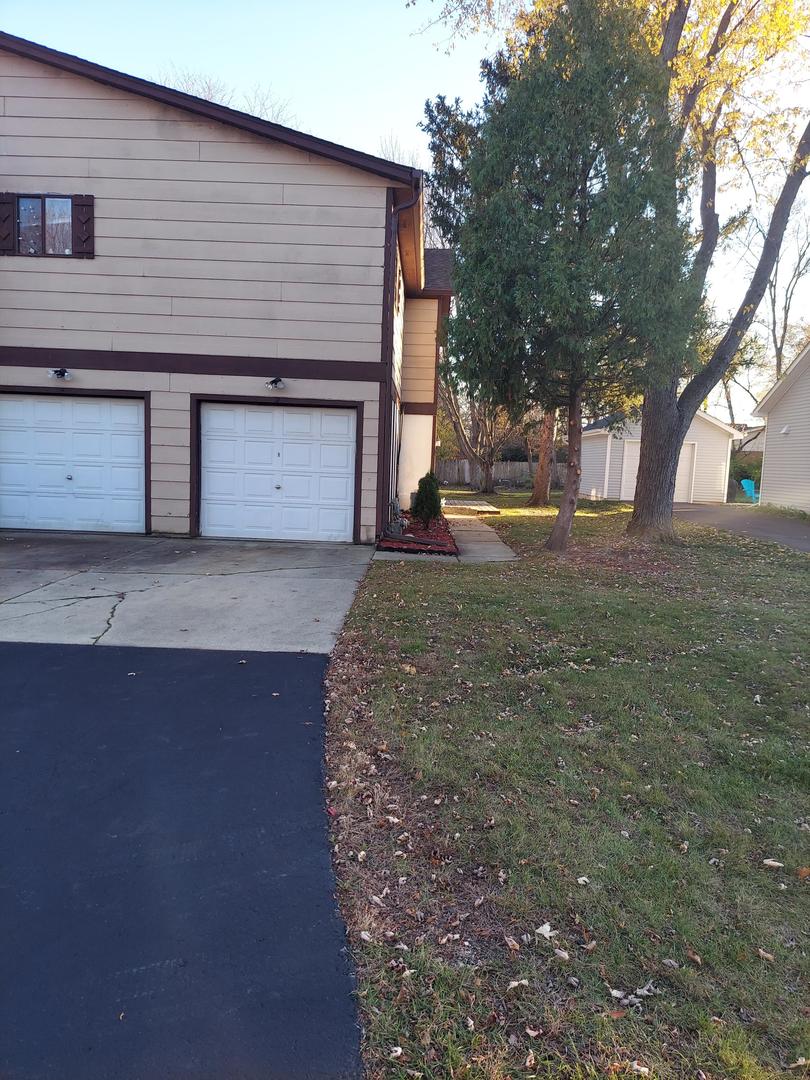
[
  {"xmin": 674, "ymin": 503, "xmax": 810, "ymax": 553},
  {"xmin": 449, "ymin": 514, "xmax": 517, "ymax": 563},
  {"xmin": 443, "ymin": 497, "xmax": 500, "ymax": 515}
]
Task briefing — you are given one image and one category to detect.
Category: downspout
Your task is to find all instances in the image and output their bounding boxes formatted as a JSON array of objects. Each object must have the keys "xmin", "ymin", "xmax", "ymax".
[{"xmin": 378, "ymin": 172, "xmax": 423, "ymax": 535}]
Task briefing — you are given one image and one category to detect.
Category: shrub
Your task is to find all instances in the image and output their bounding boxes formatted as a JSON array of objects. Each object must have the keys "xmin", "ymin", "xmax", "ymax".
[{"xmin": 412, "ymin": 472, "xmax": 441, "ymax": 526}]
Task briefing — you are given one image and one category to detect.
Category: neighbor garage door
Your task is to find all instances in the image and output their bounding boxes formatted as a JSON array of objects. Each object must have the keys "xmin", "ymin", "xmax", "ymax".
[
  {"xmin": 0, "ymin": 394, "xmax": 145, "ymax": 532},
  {"xmin": 200, "ymin": 403, "xmax": 356, "ymax": 541},
  {"xmin": 620, "ymin": 439, "xmax": 695, "ymax": 502}
]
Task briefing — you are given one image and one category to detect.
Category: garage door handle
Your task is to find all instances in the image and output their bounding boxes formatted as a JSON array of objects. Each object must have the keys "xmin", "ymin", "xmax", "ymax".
[
  {"xmin": 66, "ymin": 474, "xmax": 73, "ymax": 480},
  {"xmin": 275, "ymin": 484, "xmax": 281, "ymax": 489}
]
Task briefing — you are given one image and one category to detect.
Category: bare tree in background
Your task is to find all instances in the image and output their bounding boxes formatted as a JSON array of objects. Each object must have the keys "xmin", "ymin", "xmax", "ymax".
[
  {"xmin": 759, "ymin": 201, "xmax": 810, "ymax": 379},
  {"xmin": 378, "ymin": 133, "xmax": 446, "ymax": 248},
  {"xmin": 159, "ymin": 65, "xmax": 293, "ymax": 124},
  {"xmin": 439, "ymin": 378, "xmax": 525, "ymax": 492}
]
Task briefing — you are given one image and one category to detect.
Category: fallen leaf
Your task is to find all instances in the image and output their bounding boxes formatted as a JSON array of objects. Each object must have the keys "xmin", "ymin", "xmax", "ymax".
[
  {"xmin": 582, "ymin": 940, "xmax": 598, "ymax": 952},
  {"xmin": 786, "ymin": 1058, "xmax": 807, "ymax": 1070},
  {"xmin": 686, "ymin": 948, "xmax": 702, "ymax": 966},
  {"xmin": 504, "ymin": 935, "xmax": 520, "ymax": 952},
  {"xmin": 608, "ymin": 1009, "xmax": 627, "ymax": 1020},
  {"xmin": 390, "ymin": 1046, "xmax": 404, "ymax": 1059},
  {"xmin": 796, "ymin": 867, "xmax": 809, "ymax": 880},
  {"xmin": 756, "ymin": 948, "xmax": 775, "ymax": 963},
  {"xmin": 508, "ymin": 979, "xmax": 530, "ymax": 991},
  {"xmin": 536, "ymin": 922, "xmax": 557, "ymax": 939},
  {"xmin": 554, "ymin": 948, "xmax": 570, "ymax": 961},
  {"xmin": 525, "ymin": 1049, "xmax": 536, "ymax": 1069},
  {"xmin": 762, "ymin": 858, "xmax": 784, "ymax": 869},
  {"xmin": 526, "ymin": 1026, "xmax": 542, "ymax": 1037},
  {"xmin": 577, "ymin": 876, "xmax": 590, "ymax": 886}
]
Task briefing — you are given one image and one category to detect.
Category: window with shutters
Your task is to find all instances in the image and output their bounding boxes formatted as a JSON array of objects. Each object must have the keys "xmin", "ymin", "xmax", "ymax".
[{"xmin": 0, "ymin": 193, "xmax": 94, "ymax": 258}]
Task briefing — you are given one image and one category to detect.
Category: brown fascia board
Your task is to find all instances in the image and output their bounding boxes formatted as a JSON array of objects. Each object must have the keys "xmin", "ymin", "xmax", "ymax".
[{"xmin": 0, "ymin": 31, "xmax": 421, "ymax": 188}]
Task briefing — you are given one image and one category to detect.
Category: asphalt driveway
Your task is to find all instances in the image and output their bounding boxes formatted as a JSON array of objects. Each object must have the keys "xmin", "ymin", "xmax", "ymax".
[
  {"xmin": 674, "ymin": 503, "xmax": 810, "ymax": 553},
  {"xmin": 0, "ymin": 531, "xmax": 371, "ymax": 651},
  {"xmin": 0, "ymin": 532, "xmax": 368, "ymax": 1078},
  {"xmin": 1, "ymin": 642, "xmax": 361, "ymax": 1080}
]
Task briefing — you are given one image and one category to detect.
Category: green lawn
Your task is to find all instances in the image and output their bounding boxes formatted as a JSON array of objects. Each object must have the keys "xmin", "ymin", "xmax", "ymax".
[{"xmin": 325, "ymin": 495, "xmax": 809, "ymax": 1079}]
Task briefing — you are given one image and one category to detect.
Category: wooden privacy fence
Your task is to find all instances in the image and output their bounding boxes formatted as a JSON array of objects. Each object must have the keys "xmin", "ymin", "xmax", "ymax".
[{"xmin": 436, "ymin": 459, "xmax": 564, "ymax": 488}]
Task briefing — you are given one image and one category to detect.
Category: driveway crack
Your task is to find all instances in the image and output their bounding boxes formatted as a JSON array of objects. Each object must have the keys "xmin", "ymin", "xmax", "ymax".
[{"xmin": 91, "ymin": 592, "xmax": 127, "ymax": 645}]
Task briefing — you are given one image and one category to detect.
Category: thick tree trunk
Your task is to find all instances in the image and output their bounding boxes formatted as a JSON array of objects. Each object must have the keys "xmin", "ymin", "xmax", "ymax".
[
  {"xmin": 546, "ymin": 391, "xmax": 582, "ymax": 552},
  {"xmin": 479, "ymin": 460, "xmax": 495, "ymax": 493},
  {"xmin": 527, "ymin": 411, "xmax": 556, "ymax": 507},
  {"xmin": 626, "ymin": 381, "xmax": 688, "ymax": 541}
]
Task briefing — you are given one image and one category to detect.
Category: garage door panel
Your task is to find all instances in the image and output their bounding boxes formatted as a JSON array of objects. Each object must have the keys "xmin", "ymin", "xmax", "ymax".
[
  {"xmin": 201, "ymin": 403, "xmax": 355, "ymax": 542},
  {"xmin": 0, "ymin": 394, "xmax": 145, "ymax": 533},
  {"xmin": 320, "ymin": 443, "xmax": 352, "ymax": 470},
  {"xmin": 244, "ymin": 439, "xmax": 278, "ymax": 467},
  {"xmin": 319, "ymin": 475, "xmax": 353, "ymax": 502}
]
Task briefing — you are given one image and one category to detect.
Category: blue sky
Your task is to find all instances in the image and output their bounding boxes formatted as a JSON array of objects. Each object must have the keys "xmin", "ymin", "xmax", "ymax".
[{"xmin": 1, "ymin": 0, "xmax": 492, "ymax": 165}]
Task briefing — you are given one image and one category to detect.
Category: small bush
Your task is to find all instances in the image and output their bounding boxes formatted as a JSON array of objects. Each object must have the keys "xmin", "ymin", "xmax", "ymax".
[{"xmin": 412, "ymin": 472, "xmax": 441, "ymax": 526}]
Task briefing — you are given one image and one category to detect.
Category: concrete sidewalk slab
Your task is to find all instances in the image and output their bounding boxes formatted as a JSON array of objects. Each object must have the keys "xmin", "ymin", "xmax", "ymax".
[
  {"xmin": 444, "ymin": 497, "xmax": 500, "ymax": 514},
  {"xmin": 447, "ymin": 514, "xmax": 517, "ymax": 564}
]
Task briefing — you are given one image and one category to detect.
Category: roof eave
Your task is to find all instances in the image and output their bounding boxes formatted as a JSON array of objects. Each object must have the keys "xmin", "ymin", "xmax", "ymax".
[
  {"xmin": 0, "ymin": 30, "xmax": 419, "ymax": 187},
  {"xmin": 753, "ymin": 343, "xmax": 810, "ymax": 417}
]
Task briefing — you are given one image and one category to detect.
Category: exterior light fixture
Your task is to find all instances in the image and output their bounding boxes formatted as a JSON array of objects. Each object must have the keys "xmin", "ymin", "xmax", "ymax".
[
  {"xmin": 265, "ymin": 377, "xmax": 285, "ymax": 390},
  {"xmin": 48, "ymin": 368, "xmax": 72, "ymax": 380}
]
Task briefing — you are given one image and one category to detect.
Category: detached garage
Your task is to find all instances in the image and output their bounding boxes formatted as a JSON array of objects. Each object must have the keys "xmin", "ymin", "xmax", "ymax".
[
  {"xmin": 0, "ymin": 393, "xmax": 145, "ymax": 532},
  {"xmin": 579, "ymin": 411, "xmax": 737, "ymax": 504}
]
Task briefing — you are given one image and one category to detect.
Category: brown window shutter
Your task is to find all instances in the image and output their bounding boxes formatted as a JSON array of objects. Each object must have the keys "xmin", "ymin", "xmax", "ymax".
[
  {"xmin": 0, "ymin": 193, "xmax": 15, "ymax": 255},
  {"xmin": 71, "ymin": 194, "xmax": 94, "ymax": 258}
]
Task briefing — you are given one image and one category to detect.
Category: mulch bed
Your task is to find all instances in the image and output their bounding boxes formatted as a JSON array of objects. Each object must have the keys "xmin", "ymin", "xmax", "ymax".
[{"xmin": 376, "ymin": 512, "xmax": 459, "ymax": 556}]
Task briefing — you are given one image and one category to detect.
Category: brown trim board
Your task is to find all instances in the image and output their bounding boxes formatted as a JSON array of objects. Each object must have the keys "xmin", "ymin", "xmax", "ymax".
[
  {"xmin": 0, "ymin": 347, "xmax": 386, "ymax": 383},
  {"xmin": 0, "ymin": 31, "xmax": 419, "ymax": 187},
  {"xmin": 0, "ymin": 384, "xmax": 152, "ymax": 533},
  {"xmin": 188, "ymin": 395, "xmax": 365, "ymax": 544},
  {"xmin": 402, "ymin": 401, "xmax": 434, "ymax": 415}
]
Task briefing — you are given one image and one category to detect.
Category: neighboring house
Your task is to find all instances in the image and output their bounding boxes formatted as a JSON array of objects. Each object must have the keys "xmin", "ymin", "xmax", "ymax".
[
  {"xmin": 754, "ymin": 342, "xmax": 810, "ymax": 512},
  {"xmin": 0, "ymin": 33, "xmax": 451, "ymax": 544},
  {"xmin": 733, "ymin": 425, "xmax": 766, "ymax": 453},
  {"xmin": 580, "ymin": 411, "xmax": 738, "ymax": 503}
]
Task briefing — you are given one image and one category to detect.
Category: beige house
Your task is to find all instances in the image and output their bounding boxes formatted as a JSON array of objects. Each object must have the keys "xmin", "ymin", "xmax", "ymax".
[
  {"xmin": 580, "ymin": 411, "xmax": 738, "ymax": 503},
  {"xmin": 754, "ymin": 343, "xmax": 810, "ymax": 512},
  {"xmin": 0, "ymin": 32, "xmax": 451, "ymax": 544}
]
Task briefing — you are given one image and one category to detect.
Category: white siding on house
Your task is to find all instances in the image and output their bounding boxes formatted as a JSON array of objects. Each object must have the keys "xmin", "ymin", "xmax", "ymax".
[
  {"xmin": 582, "ymin": 413, "xmax": 732, "ymax": 503},
  {"xmin": 759, "ymin": 362, "xmax": 810, "ymax": 512},
  {"xmin": 580, "ymin": 434, "xmax": 609, "ymax": 498},
  {"xmin": 0, "ymin": 49, "xmax": 397, "ymax": 364}
]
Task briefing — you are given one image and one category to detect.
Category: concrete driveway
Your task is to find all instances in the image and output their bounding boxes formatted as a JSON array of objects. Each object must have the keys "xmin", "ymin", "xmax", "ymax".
[
  {"xmin": 0, "ymin": 531, "xmax": 372, "ymax": 651},
  {"xmin": 674, "ymin": 503, "xmax": 810, "ymax": 553}
]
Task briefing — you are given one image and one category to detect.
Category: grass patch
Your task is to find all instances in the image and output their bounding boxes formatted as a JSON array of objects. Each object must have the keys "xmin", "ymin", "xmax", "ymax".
[{"xmin": 326, "ymin": 495, "xmax": 809, "ymax": 1079}]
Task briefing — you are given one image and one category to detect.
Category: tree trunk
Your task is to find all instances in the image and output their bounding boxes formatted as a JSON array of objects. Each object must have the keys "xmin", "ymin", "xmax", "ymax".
[
  {"xmin": 479, "ymin": 459, "xmax": 495, "ymax": 493},
  {"xmin": 626, "ymin": 381, "xmax": 687, "ymax": 541},
  {"xmin": 527, "ymin": 410, "xmax": 556, "ymax": 507},
  {"xmin": 546, "ymin": 392, "xmax": 582, "ymax": 551}
]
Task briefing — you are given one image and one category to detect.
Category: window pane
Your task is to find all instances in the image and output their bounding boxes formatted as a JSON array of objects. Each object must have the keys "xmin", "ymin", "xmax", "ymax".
[
  {"xmin": 45, "ymin": 197, "xmax": 72, "ymax": 255},
  {"xmin": 18, "ymin": 197, "xmax": 42, "ymax": 255}
]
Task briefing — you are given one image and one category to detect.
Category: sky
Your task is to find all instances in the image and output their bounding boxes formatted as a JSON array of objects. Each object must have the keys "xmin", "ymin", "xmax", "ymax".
[
  {"xmin": 1, "ymin": 0, "xmax": 492, "ymax": 165},
  {"xmin": 2, "ymin": 0, "xmax": 805, "ymax": 424}
]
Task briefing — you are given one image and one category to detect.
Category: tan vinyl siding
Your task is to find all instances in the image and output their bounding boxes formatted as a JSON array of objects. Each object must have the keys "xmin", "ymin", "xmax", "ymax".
[
  {"xmin": 401, "ymin": 298, "xmax": 438, "ymax": 404},
  {"xmin": 0, "ymin": 366, "xmax": 380, "ymax": 541},
  {"xmin": 579, "ymin": 434, "xmax": 608, "ymax": 498},
  {"xmin": 759, "ymin": 364, "xmax": 810, "ymax": 512},
  {"xmin": 0, "ymin": 49, "xmax": 394, "ymax": 365}
]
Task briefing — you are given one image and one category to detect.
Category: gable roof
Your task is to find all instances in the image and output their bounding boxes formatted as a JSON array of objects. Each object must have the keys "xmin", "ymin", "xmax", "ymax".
[
  {"xmin": 583, "ymin": 409, "xmax": 738, "ymax": 438},
  {"xmin": 754, "ymin": 341, "xmax": 810, "ymax": 416},
  {"xmin": 0, "ymin": 31, "xmax": 420, "ymax": 187}
]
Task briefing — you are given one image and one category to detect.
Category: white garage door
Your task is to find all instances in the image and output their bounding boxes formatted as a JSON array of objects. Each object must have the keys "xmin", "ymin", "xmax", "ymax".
[
  {"xmin": 620, "ymin": 439, "xmax": 695, "ymax": 502},
  {"xmin": 200, "ymin": 403, "xmax": 356, "ymax": 542},
  {"xmin": 0, "ymin": 394, "xmax": 145, "ymax": 532}
]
